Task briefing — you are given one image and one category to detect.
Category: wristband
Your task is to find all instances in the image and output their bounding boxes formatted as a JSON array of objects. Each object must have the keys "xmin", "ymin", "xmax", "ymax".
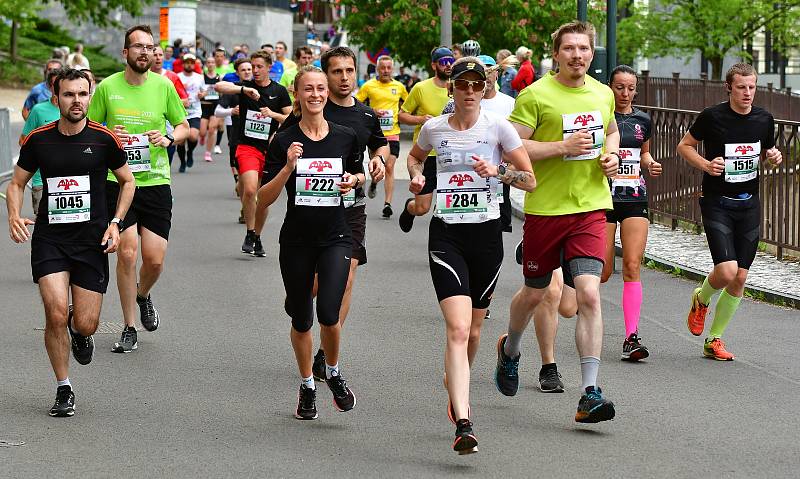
[{"xmin": 240, "ymin": 86, "xmax": 244, "ymax": 95}]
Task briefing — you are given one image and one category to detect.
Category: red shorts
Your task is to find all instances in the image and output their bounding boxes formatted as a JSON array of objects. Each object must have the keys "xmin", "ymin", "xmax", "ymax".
[
  {"xmin": 522, "ymin": 210, "xmax": 606, "ymax": 279},
  {"xmin": 236, "ymin": 144, "xmax": 266, "ymax": 174}
]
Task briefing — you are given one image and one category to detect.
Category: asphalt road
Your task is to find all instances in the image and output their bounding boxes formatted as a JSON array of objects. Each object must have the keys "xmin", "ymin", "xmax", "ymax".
[{"xmin": 1, "ymin": 141, "xmax": 799, "ymax": 478}]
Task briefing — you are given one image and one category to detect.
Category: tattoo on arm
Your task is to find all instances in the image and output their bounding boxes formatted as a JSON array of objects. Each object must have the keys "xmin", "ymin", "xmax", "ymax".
[{"xmin": 500, "ymin": 169, "xmax": 530, "ymax": 185}]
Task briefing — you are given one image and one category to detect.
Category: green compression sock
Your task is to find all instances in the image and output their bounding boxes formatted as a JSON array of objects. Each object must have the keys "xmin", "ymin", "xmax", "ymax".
[
  {"xmin": 698, "ymin": 276, "xmax": 720, "ymax": 305},
  {"xmin": 708, "ymin": 289, "xmax": 742, "ymax": 338}
]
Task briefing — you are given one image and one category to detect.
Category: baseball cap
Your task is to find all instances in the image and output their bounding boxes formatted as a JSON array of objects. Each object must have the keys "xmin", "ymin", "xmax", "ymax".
[
  {"xmin": 450, "ymin": 60, "xmax": 486, "ymax": 80},
  {"xmin": 183, "ymin": 53, "xmax": 196, "ymax": 61},
  {"xmin": 477, "ymin": 55, "xmax": 496, "ymax": 67},
  {"xmin": 431, "ymin": 47, "xmax": 454, "ymax": 62}
]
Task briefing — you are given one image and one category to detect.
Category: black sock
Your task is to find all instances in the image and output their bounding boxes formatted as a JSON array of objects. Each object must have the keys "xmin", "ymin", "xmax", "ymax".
[
  {"xmin": 187, "ymin": 139, "xmax": 197, "ymax": 159},
  {"xmin": 541, "ymin": 362, "xmax": 557, "ymax": 373},
  {"xmin": 177, "ymin": 144, "xmax": 186, "ymax": 164},
  {"xmin": 216, "ymin": 130, "xmax": 223, "ymax": 146}
]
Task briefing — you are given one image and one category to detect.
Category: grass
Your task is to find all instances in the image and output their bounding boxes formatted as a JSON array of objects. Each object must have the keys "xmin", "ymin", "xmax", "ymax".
[{"xmin": 0, "ymin": 59, "xmax": 40, "ymax": 88}]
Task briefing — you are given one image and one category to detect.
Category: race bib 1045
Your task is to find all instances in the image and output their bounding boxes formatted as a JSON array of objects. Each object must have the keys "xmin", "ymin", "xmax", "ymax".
[
  {"xmin": 47, "ymin": 175, "xmax": 91, "ymax": 224},
  {"xmin": 724, "ymin": 142, "xmax": 760, "ymax": 183},
  {"xmin": 122, "ymin": 134, "xmax": 151, "ymax": 172},
  {"xmin": 612, "ymin": 147, "xmax": 641, "ymax": 188},
  {"xmin": 562, "ymin": 111, "xmax": 604, "ymax": 161},
  {"xmin": 295, "ymin": 157, "xmax": 343, "ymax": 207}
]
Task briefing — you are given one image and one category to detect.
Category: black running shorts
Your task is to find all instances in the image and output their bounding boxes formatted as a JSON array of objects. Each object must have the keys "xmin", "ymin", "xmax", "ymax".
[
  {"xmin": 606, "ymin": 201, "xmax": 649, "ymax": 224},
  {"xmin": 388, "ymin": 140, "xmax": 400, "ymax": 158},
  {"xmin": 345, "ymin": 204, "xmax": 367, "ymax": 265},
  {"xmin": 700, "ymin": 195, "xmax": 760, "ymax": 270},
  {"xmin": 31, "ymin": 239, "xmax": 109, "ymax": 293},
  {"xmin": 106, "ymin": 181, "xmax": 173, "ymax": 241},
  {"xmin": 420, "ymin": 155, "xmax": 437, "ymax": 195}
]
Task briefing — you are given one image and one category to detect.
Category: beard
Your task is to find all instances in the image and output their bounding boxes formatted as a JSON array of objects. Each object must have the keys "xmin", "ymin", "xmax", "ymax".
[
  {"xmin": 435, "ymin": 68, "xmax": 450, "ymax": 81},
  {"xmin": 127, "ymin": 55, "xmax": 153, "ymax": 74},
  {"xmin": 63, "ymin": 108, "xmax": 87, "ymax": 123}
]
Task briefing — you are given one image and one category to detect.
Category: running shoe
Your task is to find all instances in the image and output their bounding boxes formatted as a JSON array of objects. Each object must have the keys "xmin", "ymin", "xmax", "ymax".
[
  {"xmin": 367, "ymin": 181, "xmax": 377, "ymax": 199},
  {"xmin": 447, "ymin": 399, "xmax": 471, "ymax": 426},
  {"xmin": 312, "ymin": 349, "xmax": 326, "ymax": 382},
  {"xmin": 539, "ymin": 365, "xmax": 564, "ymax": 393},
  {"xmin": 204, "ymin": 151, "xmax": 213, "ymax": 162},
  {"xmin": 515, "ymin": 240, "xmax": 523, "ymax": 265},
  {"xmin": 49, "ymin": 385, "xmax": 75, "ymax": 417},
  {"xmin": 187, "ymin": 156, "xmax": 194, "ymax": 168},
  {"xmin": 484, "ymin": 309, "xmax": 491, "ymax": 320},
  {"xmin": 382, "ymin": 202, "xmax": 393, "ymax": 219},
  {"xmin": 252, "ymin": 237, "xmax": 266, "ymax": 257},
  {"xmin": 214, "ymin": 145, "xmax": 222, "ymax": 154},
  {"xmin": 398, "ymin": 198, "xmax": 415, "ymax": 233},
  {"xmin": 621, "ymin": 332, "xmax": 650, "ymax": 361},
  {"xmin": 137, "ymin": 293, "xmax": 160, "ymax": 331},
  {"xmin": 687, "ymin": 287, "xmax": 709, "ymax": 336},
  {"xmin": 294, "ymin": 384, "xmax": 318, "ymax": 420},
  {"xmin": 494, "ymin": 334, "xmax": 520, "ymax": 396},
  {"xmin": 241, "ymin": 231, "xmax": 255, "ymax": 255},
  {"xmin": 67, "ymin": 305, "xmax": 94, "ymax": 365},
  {"xmin": 575, "ymin": 386, "xmax": 615, "ymax": 423},
  {"xmin": 703, "ymin": 338, "xmax": 735, "ymax": 361},
  {"xmin": 453, "ymin": 419, "xmax": 478, "ymax": 455},
  {"xmin": 326, "ymin": 373, "xmax": 356, "ymax": 412},
  {"xmin": 111, "ymin": 326, "xmax": 138, "ymax": 353},
  {"xmin": 179, "ymin": 164, "xmax": 186, "ymax": 173}
]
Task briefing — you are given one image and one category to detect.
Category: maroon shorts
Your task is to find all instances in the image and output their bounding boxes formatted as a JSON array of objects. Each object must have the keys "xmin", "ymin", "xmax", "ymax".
[
  {"xmin": 522, "ymin": 210, "xmax": 606, "ymax": 279},
  {"xmin": 236, "ymin": 144, "xmax": 265, "ymax": 174}
]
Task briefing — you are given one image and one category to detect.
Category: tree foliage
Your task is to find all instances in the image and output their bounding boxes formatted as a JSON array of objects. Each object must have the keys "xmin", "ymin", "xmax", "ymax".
[
  {"xmin": 43, "ymin": 0, "xmax": 154, "ymax": 27},
  {"xmin": 338, "ymin": 0, "xmax": 603, "ymax": 69},
  {"xmin": 618, "ymin": 0, "xmax": 800, "ymax": 80}
]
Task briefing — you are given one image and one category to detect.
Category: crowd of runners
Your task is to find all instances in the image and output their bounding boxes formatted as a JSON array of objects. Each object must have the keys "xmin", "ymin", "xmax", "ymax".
[{"xmin": 6, "ymin": 20, "xmax": 783, "ymax": 456}]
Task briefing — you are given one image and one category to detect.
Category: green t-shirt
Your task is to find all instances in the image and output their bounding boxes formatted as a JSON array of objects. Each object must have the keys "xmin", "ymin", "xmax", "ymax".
[
  {"xmin": 401, "ymin": 78, "xmax": 450, "ymax": 155},
  {"xmin": 279, "ymin": 67, "xmax": 298, "ymax": 102},
  {"xmin": 21, "ymin": 100, "xmax": 61, "ymax": 187},
  {"xmin": 509, "ymin": 71, "xmax": 615, "ymax": 216},
  {"xmin": 88, "ymin": 71, "xmax": 186, "ymax": 186}
]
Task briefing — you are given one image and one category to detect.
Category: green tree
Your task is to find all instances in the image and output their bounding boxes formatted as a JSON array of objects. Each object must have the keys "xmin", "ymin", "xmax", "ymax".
[
  {"xmin": 618, "ymin": 0, "xmax": 800, "ymax": 80},
  {"xmin": 0, "ymin": 0, "xmax": 42, "ymax": 61},
  {"xmin": 338, "ymin": 0, "xmax": 602, "ymax": 70}
]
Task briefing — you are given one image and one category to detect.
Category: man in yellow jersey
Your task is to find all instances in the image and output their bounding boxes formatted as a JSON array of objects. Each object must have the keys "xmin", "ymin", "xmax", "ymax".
[
  {"xmin": 397, "ymin": 46, "xmax": 453, "ymax": 232},
  {"xmin": 493, "ymin": 22, "xmax": 621, "ymax": 424},
  {"xmin": 356, "ymin": 54, "xmax": 408, "ymax": 218}
]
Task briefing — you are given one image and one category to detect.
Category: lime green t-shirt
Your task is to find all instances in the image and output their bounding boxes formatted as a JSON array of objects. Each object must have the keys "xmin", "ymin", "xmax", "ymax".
[
  {"xmin": 21, "ymin": 100, "xmax": 61, "ymax": 188},
  {"xmin": 509, "ymin": 71, "xmax": 615, "ymax": 216},
  {"xmin": 400, "ymin": 78, "xmax": 449, "ymax": 155},
  {"xmin": 279, "ymin": 67, "xmax": 298, "ymax": 102},
  {"xmin": 88, "ymin": 71, "xmax": 186, "ymax": 186}
]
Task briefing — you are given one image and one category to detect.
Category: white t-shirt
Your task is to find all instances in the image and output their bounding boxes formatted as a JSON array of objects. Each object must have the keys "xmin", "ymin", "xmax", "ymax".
[
  {"xmin": 177, "ymin": 72, "xmax": 204, "ymax": 119},
  {"xmin": 481, "ymin": 92, "xmax": 516, "ymax": 119},
  {"xmin": 416, "ymin": 111, "xmax": 523, "ymax": 224}
]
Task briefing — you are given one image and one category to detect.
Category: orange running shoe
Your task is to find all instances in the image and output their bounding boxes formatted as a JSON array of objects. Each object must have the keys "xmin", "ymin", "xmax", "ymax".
[
  {"xmin": 687, "ymin": 288, "xmax": 709, "ymax": 336},
  {"xmin": 704, "ymin": 338, "xmax": 735, "ymax": 361}
]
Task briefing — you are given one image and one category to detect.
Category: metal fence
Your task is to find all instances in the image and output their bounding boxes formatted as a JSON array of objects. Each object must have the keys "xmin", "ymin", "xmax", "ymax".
[
  {"xmin": 0, "ymin": 108, "xmax": 14, "ymax": 200},
  {"xmin": 641, "ymin": 105, "xmax": 800, "ymax": 259},
  {"xmin": 639, "ymin": 71, "xmax": 800, "ymax": 122}
]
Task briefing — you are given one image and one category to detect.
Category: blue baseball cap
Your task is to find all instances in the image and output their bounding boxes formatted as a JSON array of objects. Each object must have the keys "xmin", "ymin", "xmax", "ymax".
[
  {"xmin": 478, "ymin": 55, "xmax": 496, "ymax": 66},
  {"xmin": 431, "ymin": 47, "xmax": 454, "ymax": 62}
]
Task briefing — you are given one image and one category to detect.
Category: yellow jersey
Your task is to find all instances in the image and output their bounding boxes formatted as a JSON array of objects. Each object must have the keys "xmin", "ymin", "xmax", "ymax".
[
  {"xmin": 356, "ymin": 79, "xmax": 408, "ymax": 137},
  {"xmin": 401, "ymin": 78, "xmax": 449, "ymax": 153}
]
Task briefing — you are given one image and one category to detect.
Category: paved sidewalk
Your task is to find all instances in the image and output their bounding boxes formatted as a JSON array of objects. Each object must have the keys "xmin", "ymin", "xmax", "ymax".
[{"xmin": 510, "ymin": 188, "xmax": 800, "ymax": 307}]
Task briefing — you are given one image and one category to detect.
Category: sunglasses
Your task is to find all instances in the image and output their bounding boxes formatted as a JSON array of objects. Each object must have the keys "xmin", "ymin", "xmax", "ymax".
[
  {"xmin": 453, "ymin": 79, "xmax": 486, "ymax": 91},
  {"xmin": 437, "ymin": 57, "xmax": 455, "ymax": 66}
]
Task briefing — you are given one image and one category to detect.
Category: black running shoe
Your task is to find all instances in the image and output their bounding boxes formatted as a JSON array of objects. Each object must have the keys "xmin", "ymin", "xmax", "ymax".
[
  {"xmin": 49, "ymin": 386, "xmax": 75, "ymax": 417},
  {"xmin": 252, "ymin": 237, "xmax": 266, "ymax": 257},
  {"xmin": 137, "ymin": 294, "xmax": 160, "ymax": 331},
  {"xmin": 575, "ymin": 386, "xmax": 615, "ymax": 423},
  {"xmin": 484, "ymin": 309, "xmax": 491, "ymax": 320},
  {"xmin": 494, "ymin": 334, "xmax": 520, "ymax": 396},
  {"xmin": 326, "ymin": 373, "xmax": 356, "ymax": 412},
  {"xmin": 312, "ymin": 349, "xmax": 326, "ymax": 382},
  {"xmin": 398, "ymin": 198, "xmax": 415, "ymax": 233},
  {"xmin": 187, "ymin": 156, "xmax": 194, "ymax": 168},
  {"xmin": 368, "ymin": 181, "xmax": 377, "ymax": 199},
  {"xmin": 241, "ymin": 230, "xmax": 255, "ymax": 254},
  {"xmin": 453, "ymin": 419, "xmax": 478, "ymax": 455},
  {"xmin": 539, "ymin": 365, "xmax": 564, "ymax": 393},
  {"xmin": 382, "ymin": 202, "xmax": 393, "ymax": 219},
  {"xmin": 67, "ymin": 305, "xmax": 93, "ymax": 365},
  {"xmin": 621, "ymin": 332, "xmax": 650, "ymax": 361},
  {"xmin": 111, "ymin": 326, "xmax": 138, "ymax": 353},
  {"xmin": 294, "ymin": 385, "xmax": 318, "ymax": 420},
  {"xmin": 515, "ymin": 240, "xmax": 523, "ymax": 265}
]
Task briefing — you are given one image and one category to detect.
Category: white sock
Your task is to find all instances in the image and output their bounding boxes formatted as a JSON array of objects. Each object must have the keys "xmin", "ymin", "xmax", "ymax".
[
  {"xmin": 580, "ymin": 356, "xmax": 600, "ymax": 391},
  {"xmin": 301, "ymin": 376, "xmax": 315, "ymax": 390},
  {"xmin": 325, "ymin": 363, "xmax": 340, "ymax": 379},
  {"xmin": 57, "ymin": 378, "xmax": 71, "ymax": 388}
]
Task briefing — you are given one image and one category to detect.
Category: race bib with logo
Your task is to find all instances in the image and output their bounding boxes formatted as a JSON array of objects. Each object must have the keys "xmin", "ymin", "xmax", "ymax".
[
  {"xmin": 724, "ymin": 142, "xmax": 760, "ymax": 183},
  {"xmin": 562, "ymin": 111, "xmax": 604, "ymax": 161},
  {"xmin": 343, "ymin": 189, "xmax": 356, "ymax": 208},
  {"xmin": 244, "ymin": 109, "xmax": 272, "ymax": 140},
  {"xmin": 47, "ymin": 175, "xmax": 91, "ymax": 224},
  {"xmin": 377, "ymin": 109, "xmax": 394, "ymax": 131},
  {"xmin": 203, "ymin": 85, "xmax": 219, "ymax": 101},
  {"xmin": 612, "ymin": 147, "xmax": 641, "ymax": 188},
  {"xmin": 122, "ymin": 134, "xmax": 151, "ymax": 173},
  {"xmin": 295, "ymin": 157, "xmax": 343, "ymax": 207},
  {"xmin": 435, "ymin": 170, "xmax": 490, "ymax": 223}
]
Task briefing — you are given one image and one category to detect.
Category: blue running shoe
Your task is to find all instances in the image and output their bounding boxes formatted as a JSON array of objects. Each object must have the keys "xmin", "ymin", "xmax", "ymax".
[
  {"xmin": 575, "ymin": 386, "xmax": 615, "ymax": 423},
  {"xmin": 494, "ymin": 334, "xmax": 520, "ymax": 396}
]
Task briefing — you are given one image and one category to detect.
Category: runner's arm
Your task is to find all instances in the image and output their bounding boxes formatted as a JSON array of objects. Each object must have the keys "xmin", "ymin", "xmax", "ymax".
[
  {"xmin": 214, "ymin": 104, "xmax": 232, "ymax": 118},
  {"xmin": 677, "ymin": 131, "xmax": 719, "ymax": 174},
  {"xmin": 511, "ymin": 122, "xmax": 572, "ymax": 162},
  {"xmin": 398, "ymin": 111, "xmax": 430, "ymax": 126},
  {"xmin": 171, "ymin": 120, "xmax": 190, "ymax": 144},
  {"xmin": 406, "ymin": 143, "xmax": 429, "ymax": 194},
  {"xmin": 500, "ymin": 147, "xmax": 536, "ymax": 192},
  {"xmin": 641, "ymin": 139, "xmax": 661, "ymax": 176},
  {"xmin": 214, "ymin": 81, "xmax": 244, "ymax": 95},
  {"xmin": 109, "ymin": 164, "xmax": 135, "ymax": 226},
  {"xmin": 6, "ymin": 166, "xmax": 35, "ymax": 243},
  {"xmin": 258, "ymin": 140, "xmax": 296, "ymax": 207}
]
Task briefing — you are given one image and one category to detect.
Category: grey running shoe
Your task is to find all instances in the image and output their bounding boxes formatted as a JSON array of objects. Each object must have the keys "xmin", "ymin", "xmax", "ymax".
[
  {"xmin": 49, "ymin": 386, "xmax": 75, "ymax": 417},
  {"xmin": 111, "ymin": 326, "xmax": 138, "ymax": 353},
  {"xmin": 137, "ymin": 294, "xmax": 160, "ymax": 331},
  {"xmin": 494, "ymin": 334, "xmax": 520, "ymax": 396},
  {"xmin": 67, "ymin": 305, "xmax": 94, "ymax": 365}
]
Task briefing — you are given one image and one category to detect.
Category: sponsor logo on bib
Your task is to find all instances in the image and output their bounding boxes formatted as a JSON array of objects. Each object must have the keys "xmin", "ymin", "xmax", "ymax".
[
  {"xmin": 573, "ymin": 113, "xmax": 596, "ymax": 127},
  {"xmin": 57, "ymin": 178, "xmax": 80, "ymax": 190},
  {"xmin": 448, "ymin": 173, "xmax": 474, "ymax": 187},
  {"xmin": 308, "ymin": 160, "xmax": 333, "ymax": 172},
  {"xmin": 734, "ymin": 144, "xmax": 755, "ymax": 155}
]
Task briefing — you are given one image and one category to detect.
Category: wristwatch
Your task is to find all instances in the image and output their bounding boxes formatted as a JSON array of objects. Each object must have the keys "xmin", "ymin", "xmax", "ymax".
[
  {"xmin": 377, "ymin": 154, "xmax": 386, "ymax": 166},
  {"xmin": 497, "ymin": 164, "xmax": 507, "ymax": 177},
  {"xmin": 164, "ymin": 134, "xmax": 175, "ymax": 147},
  {"xmin": 110, "ymin": 217, "xmax": 121, "ymax": 225}
]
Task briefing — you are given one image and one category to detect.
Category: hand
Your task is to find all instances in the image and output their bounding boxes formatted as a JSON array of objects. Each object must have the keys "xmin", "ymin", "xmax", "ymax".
[
  {"xmin": 562, "ymin": 129, "xmax": 594, "ymax": 157},
  {"xmin": 259, "ymin": 106, "xmax": 274, "ymax": 119},
  {"xmin": 338, "ymin": 173, "xmax": 358, "ymax": 194},
  {"xmin": 286, "ymin": 142, "xmax": 303, "ymax": 170},
  {"xmin": 706, "ymin": 157, "xmax": 725, "ymax": 176},
  {"xmin": 198, "ymin": 89, "xmax": 206, "ymax": 99},
  {"xmin": 8, "ymin": 216, "xmax": 34, "ymax": 243},
  {"xmin": 368, "ymin": 157, "xmax": 385, "ymax": 182},
  {"xmin": 472, "ymin": 158, "xmax": 498, "ymax": 178},
  {"xmin": 231, "ymin": 106, "xmax": 240, "ymax": 116},
  {"xmin": 101, "ymin": 224, "xmax": 120, "ymax": 254},
  {"xmin": 765, "ymin": 147, "xmax": 782, "ymax": 167},
  {"xmin": 144, "ymin": 130, "xmax": 168, "ymax": 147},
  {"xmin": 409, "ymin": 174, "xmax": 426, "ymax": 194},
  {"xmin": 599, "ymin": 153, "xmax": 619, "ymax": 178},
  {"xmin": 244, "ymin": 87, "xmax": 260, "ymax": 101},
  {"xmin": 113, "ymin": 125, "xmax": 130, "ymax": 144},
  {"xmin": 420, "ymin": 114, "xmax": 433, "ymax": 125},
  {"xmin": 648, "ymin": 160, "xmax": 663, "ymax": 177}
]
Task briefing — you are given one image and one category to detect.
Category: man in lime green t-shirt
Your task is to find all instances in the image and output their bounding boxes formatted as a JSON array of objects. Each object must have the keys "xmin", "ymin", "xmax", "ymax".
[
  {"xmin": 396, "ymin": 46, "xmax": 453, "ymax": 233},
  {"xmin": 493, "ymin": 21, "xmax": 621, "ymax": 425},
  {"xmin": 87, "ymin": 24, "xmax": 188, "ymax": 354},
  {"xmin": 279, "ymin": 45, "xmax": 313, "ymax": 101}
]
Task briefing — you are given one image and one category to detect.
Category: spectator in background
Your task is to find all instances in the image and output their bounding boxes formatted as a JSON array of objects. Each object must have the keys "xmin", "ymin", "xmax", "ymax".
[
  {"xmin": 261, "ymin": 43, "xmax": 275, "ymax": 60},
  {"xmin": 275, "ymin": 41, "xmax": 295, "ymax": 73},
  {"xmin": 67, "ymin": 43, "xmax": 90, "ymax": 69},
  {"xmin": 395, "ymin": 66, "xmax": 411, "ymax": 89},
  {"xmin": 172, "ymin": 38, "xmax": 184, "ymax": 58},
  {"xmin": 496, "ymin": 49, "xmax": 519, "ymax": 98},
  {"xmin": 51, "ymin": 48, "xmax": 66, "ymax": 61},
  {"xmin": 451, "ymin": 43, "xmax": 463, "ymax": 59},
  {"xmin": 280, "ymin": 46, "xmax": 313, "ymax": 98},
  {"xmin": 22, "ymin": 58, "xmax": 64, "ymax": 120},
  {"xmin": 240, "ymin": 44, "xmax": 250, "ymax": 56},
  {"xmin": 511, "ymin": 46, "xmax": 535, "ymax": 93}
]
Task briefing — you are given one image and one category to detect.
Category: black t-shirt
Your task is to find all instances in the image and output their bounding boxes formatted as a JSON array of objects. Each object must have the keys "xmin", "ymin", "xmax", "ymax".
[
  {"xmin": 236, "ymin": 79, "xmax": 292, "ymax": 151},
  {"xmin": 219, "ymin": 93, "xmax": 241, "ymax": 148},
  {"xmin": 265, "ymin": 122, "xmax": 363, "ymax": 246},
  {"xmin": 612, "ymin": 108, "xmax": 652, "ymax": 202},
  {"xmin": 689, "ymin": 102, "xmax": 775, "ymax": 197},
  {"xmin": 202, "ymin": 73, "xmax": 221, "ymax": 105},
  {"xmin": 17, "ymin": 120, "xmax": 127, "ymax": 246},
  {"xmin": 280, "ymin": 98, "xmax": 387, "ymax": 204}
]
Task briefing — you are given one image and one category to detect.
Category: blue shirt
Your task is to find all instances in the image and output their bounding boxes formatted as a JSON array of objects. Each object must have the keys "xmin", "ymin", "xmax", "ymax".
[
  {"xmin": 499, "ymin": 67, "xmax": 518, "ymax": 98},
  {"xmin": 23, "ymin": 82, "xmax": 52, "ymax": 111}
]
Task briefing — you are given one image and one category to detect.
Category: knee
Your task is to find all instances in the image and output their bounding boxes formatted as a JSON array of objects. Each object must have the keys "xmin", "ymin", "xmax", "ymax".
[
  {"xmin": 448, "ymin": 324, "xmax": 470, "ymax": 345},
  {"xmin": 622, "ymin": 259, "xmax": 642, "ymax": 281},
  {"xmin": 468, "ymin": 326, "xmax": 481, "ymax": 344},
  {"xmin": 514, "ymin": 286, "xmax": 542, "ymax": 310},
  {"xmin": 242, "ymin": 184, "xmax": 257, "ymax": 199},
  {"xmin": 291, "ymin": 316, "xmax": 313, "ymax": 333},
  {"xmin": 141, "ymin": 255, "xmax": 164, "ymax": 272},
  {"xmin": 577, "ymin": 287, "xmax": 602, "ymax": 313},
  {"xmin": 715, "ymin": 263, "xmax": 738, "ymax": 284},
  {"xmin": 117, "ymin": 244, "xmax": 138, "ymax": 266},
  {"xmin": 45, "ymin": 309, "xmax": 68, "ymax": 330},
  {"xmin": 73, "ymin": 316, "xmax": 98, "ymax": 336}
]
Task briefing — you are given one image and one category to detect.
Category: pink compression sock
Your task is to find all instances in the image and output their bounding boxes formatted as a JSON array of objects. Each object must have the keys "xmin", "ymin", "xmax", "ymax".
[{"xmin": 622, "ymin": 281, "xmax": 643, "ymax": 337}]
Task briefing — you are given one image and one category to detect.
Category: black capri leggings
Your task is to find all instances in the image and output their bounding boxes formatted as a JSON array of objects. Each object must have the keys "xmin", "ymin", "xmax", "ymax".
[{"xmin": 279, "ymin": 243, "xmax": 351, "ymax": 333}]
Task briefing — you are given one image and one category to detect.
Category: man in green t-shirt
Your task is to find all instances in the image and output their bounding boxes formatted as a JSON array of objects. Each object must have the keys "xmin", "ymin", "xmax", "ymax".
[
  {"xmin": 279, "ymin": 45, "xmax": 313, "ymax": 101},
  {"xmin": 493, "ymin": 21, "xmax": 621, "ymax": 424},
  {"xmin": 88, "ymin": 24, "xmax": 188, "ymax": 354}
]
